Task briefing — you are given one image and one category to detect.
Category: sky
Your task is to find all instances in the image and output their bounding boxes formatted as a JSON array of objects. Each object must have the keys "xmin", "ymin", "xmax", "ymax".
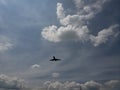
[{"xmin": 0, "ymin": 0, "xmax": 120, "ymax": 90}]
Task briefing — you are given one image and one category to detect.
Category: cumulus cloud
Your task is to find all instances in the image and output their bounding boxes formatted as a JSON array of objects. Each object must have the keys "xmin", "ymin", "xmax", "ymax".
[
  {"xmin": 42, "ymin": 25, "xmax": 89, "ymax": 42},
  {"xmin": 0, "ymin": 74, "xmax": 25, "ymax": 90},
  {"xmin": 0, "ymin": 35, "xmax": 13, "ymax": 52},
  {"xmin": 42, "ymin": 80, "xmax": 120, "ymax": 90},
  {"xmin": 56, "ymin": 3, "xmax": 65, "ymax": 19},
  {"xmin": 31, "ymin": 64, "xmax": 40, "ymax": 69},
  {"xmin": 41, "ymin": 0, "xmax": 119, "ymax": 46},
  {"xmin": 83, "ymin": 80, "xmax": 102, "ymax": 90}
]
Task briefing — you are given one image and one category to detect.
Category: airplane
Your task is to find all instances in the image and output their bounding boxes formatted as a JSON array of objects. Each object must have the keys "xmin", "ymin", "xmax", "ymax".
[{"xmin": 50, "ymin": 56, "xmax": 61, "ymax": 61}]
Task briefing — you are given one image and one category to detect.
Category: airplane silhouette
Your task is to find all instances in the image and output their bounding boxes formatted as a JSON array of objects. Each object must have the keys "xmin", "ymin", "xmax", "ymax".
[{"xmin": 50, "ymin": 56, "xmax": 61, "ymax": 61}]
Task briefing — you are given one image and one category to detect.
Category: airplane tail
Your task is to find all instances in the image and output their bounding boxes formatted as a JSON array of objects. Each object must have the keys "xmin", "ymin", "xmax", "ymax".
[{"xmin": 53, "ymin": 56, "xmax": 55, "ymax": 59}]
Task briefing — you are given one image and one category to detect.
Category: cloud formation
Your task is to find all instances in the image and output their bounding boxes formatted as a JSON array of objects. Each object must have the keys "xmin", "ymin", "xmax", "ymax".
[
  {"xmin": 41, "ymin": 0, "xmax": 119, "ymax": 46},
  {"xmin": 52, "ymin": 72, "xmax": 60, "ymax": 78},
  {"xmin": 43, "ymin": 80, "xmax": 120, "ymax": 90},
  {"xmin": 31, "ymin": 64, "xmax": 40, "ymax": 69},
  {"xmin": 90, "ymin": 24, "xmax": 119, "ymax": 46},
  {"xmin": 0, "ymin": 74, "xmax": 25, "ymax": 90},
  {"xmin": 0, "ymin": 35, "xmax": 13, "ymax": 52}
]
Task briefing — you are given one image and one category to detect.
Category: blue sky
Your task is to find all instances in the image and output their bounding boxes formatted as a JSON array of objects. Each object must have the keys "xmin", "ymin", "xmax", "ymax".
[{"xmin": 0, "ymin": 0, "xmax": 120, "ymax": 90}]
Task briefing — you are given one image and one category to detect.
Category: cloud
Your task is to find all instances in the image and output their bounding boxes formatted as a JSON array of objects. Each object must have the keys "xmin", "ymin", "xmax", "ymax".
[
  {"xmin": 41, "ymin": 0, "xmax": 119, "ymax": 46},
  {"xmin": 43, "ymin": 80, "xmax": 120, "ymax": 90},
  {"xmin": 0, "ymin": 74, "xmax": 25, "ymax": 90},
  {"xmin": 74, "ymin": 0, "xmax": 110, "ymax": 14},
  {"xmin": 31, "ymin": 64, "xmax": 40, "ymax": 69},
  {"xmin": 90, "ymin": 24, "xmax": 120, "ymax": 46},
  {"xmin": 52, "ymin": 72, "xmax": 60, "ymax": 78},
  {"xmin": 44, "ymin": 81, "xmax": 63, "ymax": 90},
  {"xmin": 41, "ymin": 25, "xmax": 89, "ymax": 43},
  {"xmin": 102, "ymin": 80, "xmax": 120, "ymax": 90},
  {"xmin": 83, "ymin": 80, "xmax": 102, "ymax": 90},
  {"xmin": 0, "ymin": 35, "xmax": 13, "ymax": 52},
  {"xmin": 56, "ymin": 3, "xmax": 65, "ymax": 19}
]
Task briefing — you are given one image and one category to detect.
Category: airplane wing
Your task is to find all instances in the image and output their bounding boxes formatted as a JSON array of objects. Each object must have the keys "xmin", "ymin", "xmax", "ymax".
[
  {"xmin": 56, "ymin": 59, "xmax": 61, "ymax": 61},
  {"xmin": 50, "ymin": 59, "xmax": 54, "ymax": 61},
  {"xmin": 50, "ymin": 56, "xmax": 61, "ymax": 61}
]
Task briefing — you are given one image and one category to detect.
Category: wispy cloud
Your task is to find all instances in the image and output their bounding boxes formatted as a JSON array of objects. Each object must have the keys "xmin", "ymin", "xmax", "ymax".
[{"xmin": 0, "ymin": 35, "xmax": 13, "ymax": 52}]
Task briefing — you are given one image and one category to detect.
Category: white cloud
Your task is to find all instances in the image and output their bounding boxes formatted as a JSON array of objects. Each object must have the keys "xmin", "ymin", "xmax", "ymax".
[
  {"xmin": 0, "ymin": 74, "xmax": 25, "ymax": 89},
  {"xmin": 42, "ymin": 25, "xmax": 90, "ymax": 42},
  {"xmin": 56, "ymin": 3, "xmax": 65, "ymax": 19},
  {"xmin": 41, "ymin": 25, "xmax": 59, "ymax": 42},
  {"xmin": 83, "ymin": 80, "xmax": 102, "ymax": 90},
  {"xmin": 43, "ymin": 81, "xmax": 80, "ymax": 90},
  {"xmin": 90, "ymin": 24, "xmax": 119, "ymax": 46},
  {"xmin": 42, "ymin": 80, "xmax": 120, "ymax": 90},
  {"xmin": 52, "ymin": 72, "xmax": 60, "ymax": 78},
  {"xmin": 41, "ymin": 0, "xmax": 119, "ymax": 46},
  {"xmin": 31, "ymin": 64, "xmax": 40, "ymax": 69},
  {"xmin": 0, "ymin": 35, "xmax": 13, "ymax": 52}
]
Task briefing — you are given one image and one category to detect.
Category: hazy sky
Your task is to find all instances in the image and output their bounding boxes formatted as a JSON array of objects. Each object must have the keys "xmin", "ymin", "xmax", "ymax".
[{"xmin": 0, "ymin": 0, "xmax": 120, "ymax": 90}]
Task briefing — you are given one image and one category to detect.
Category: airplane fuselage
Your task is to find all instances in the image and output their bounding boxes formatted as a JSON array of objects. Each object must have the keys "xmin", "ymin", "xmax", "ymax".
[
  {"xmin": 50, "ymin": 56, "xmax": 61, "ymax": 61},
  {"xmin": 50, "ymin": 59, "xmax": 60, "ymax": 61}
]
